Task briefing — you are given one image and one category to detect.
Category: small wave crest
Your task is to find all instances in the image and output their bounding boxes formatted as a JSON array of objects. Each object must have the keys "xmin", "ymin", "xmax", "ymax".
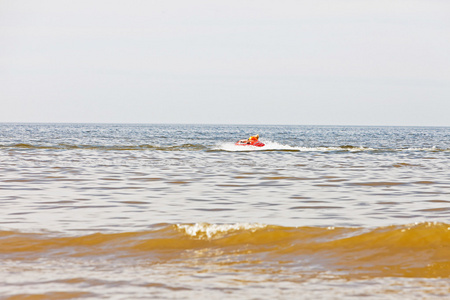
[
  {"xmin": 215, "ymin": 141, "xmax": 298, "ymax": 152},
  {"xmin": 0, "ymin": 143, "xmax": 207, "ymax": 151},
  {"xmin": 2, "ymin": 143, "xmax": 448, "ymax": 153},
  {"xmin": 215, "ymin": 141, "xmax": 375, "ymax": 152},
  {"xmin": 176, "ymin": 223, "xmax": 267, "ymax": 239}
]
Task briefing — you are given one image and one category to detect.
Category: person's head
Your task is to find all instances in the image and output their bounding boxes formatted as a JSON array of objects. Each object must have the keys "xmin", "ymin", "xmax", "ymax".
[{"xmin": 256, "ymin": 134, "xmax": 259, "ymax": 139}]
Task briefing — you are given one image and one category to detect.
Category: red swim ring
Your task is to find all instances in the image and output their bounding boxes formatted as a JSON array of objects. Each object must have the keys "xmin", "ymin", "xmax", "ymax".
[{"xmin": 235, "ymin": 139, "xmax": 265, "ymax": 147}]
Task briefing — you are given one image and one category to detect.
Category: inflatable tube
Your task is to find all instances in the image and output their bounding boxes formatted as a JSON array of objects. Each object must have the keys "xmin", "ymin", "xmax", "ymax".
[{"xmin": 235, "ymin": 140, "xmax": 265, "ymax": 147}]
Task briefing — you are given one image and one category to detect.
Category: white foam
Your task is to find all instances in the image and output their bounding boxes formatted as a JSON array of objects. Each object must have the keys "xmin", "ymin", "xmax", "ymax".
[
  {"xmin": 215, "ymin": 141, "xmax": 372, "ymax": 152},
  {"xmin": 216, "ymin": 140, "xmax": 299, "ymax": 152},
  {"xmin": 176, "ymin": 223, "xmax": 266, "ymax": 239}
]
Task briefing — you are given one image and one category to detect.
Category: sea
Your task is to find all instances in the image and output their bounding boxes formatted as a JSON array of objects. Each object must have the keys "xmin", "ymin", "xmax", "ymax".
[{"xmin": 0, "ymin": 123, "xmax": 449, "ymax": 299}]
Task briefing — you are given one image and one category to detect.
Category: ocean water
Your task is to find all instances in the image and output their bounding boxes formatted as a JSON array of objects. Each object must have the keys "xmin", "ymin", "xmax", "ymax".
[{"xmin": 0, "ymin": 123, "xmax": 449, "ymax": 299}]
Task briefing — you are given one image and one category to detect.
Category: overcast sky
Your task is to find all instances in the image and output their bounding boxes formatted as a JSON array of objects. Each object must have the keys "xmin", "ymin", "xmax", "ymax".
[{"xmin": 1, "ymin": 0, "xmax": 449, "ymax": 126}]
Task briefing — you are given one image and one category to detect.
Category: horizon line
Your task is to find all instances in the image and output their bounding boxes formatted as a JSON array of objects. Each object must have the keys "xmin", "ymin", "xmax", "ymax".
[{"xmin": 1, "ymin": 122, "xmax": 449, "ymax": 128}]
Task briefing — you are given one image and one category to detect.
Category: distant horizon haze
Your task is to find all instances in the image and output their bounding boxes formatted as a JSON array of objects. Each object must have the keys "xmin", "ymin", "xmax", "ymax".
[{"xmin": 1, "ymin": 0, "xmax": 449, "ymax": 126}]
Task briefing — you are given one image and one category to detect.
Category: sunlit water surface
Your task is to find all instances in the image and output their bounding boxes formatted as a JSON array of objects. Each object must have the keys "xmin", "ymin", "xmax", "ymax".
[{"xmin": 1, "ymin": 124, "xmax": 449, "ymax": 299}]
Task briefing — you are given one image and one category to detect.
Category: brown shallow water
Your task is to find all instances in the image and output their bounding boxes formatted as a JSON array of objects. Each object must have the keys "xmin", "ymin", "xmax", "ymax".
[{"xmin": 0, "ymin": 124, "xmax": 450, "ymax": 299}]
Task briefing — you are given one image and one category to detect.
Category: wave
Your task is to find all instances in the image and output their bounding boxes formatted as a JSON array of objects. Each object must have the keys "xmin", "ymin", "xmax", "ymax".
[
  {"xmin": 215, "ymin": 141, "xmax": 374, "ymax": 152},
  {"xmin": 1, "ymin": 142, "xmax": 449, "ymax": 153},
  {"xmin": 1, "ymin": 222, "xmax": 449, "ymax": 278},
  {"xmin": 0, "ymin": 143, "xmax": 207, "ymax": 151},
  {"xmin": 215, "ymin": 141, "xmax": 449, "ymax": 153}
]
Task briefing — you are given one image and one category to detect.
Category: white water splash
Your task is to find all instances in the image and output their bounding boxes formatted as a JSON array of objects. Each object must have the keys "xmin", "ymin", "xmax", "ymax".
[
  {"xmin": 216, "ymin": 140, "xmax": 300, "ymax": 152},
  {"xmin": 215, "ymin": 141, "xmax": 373, "ymax": 152},
  {"xmin": 176, "ymin": 223, "xmax": 267, "ymax": 239}
]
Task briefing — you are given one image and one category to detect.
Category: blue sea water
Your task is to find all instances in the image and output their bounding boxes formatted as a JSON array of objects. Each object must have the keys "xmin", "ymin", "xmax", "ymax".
[{"xmin": 1, "ymin": 123, "xmax": 449, "ymax": 231}]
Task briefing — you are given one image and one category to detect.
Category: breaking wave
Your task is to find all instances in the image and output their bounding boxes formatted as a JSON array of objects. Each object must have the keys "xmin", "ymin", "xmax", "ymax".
[
  {"xmin": 215, "ymin": 141, "xmax": 449, "ymax": 153},
  {"xmin": 2, "ymin": 222, "xmax": 449, "ymax": 278}
]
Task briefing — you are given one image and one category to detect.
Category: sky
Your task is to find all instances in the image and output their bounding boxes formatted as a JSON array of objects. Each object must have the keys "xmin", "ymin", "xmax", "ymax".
[{"xmin": 1, "ymin": 0, "xmax": 450, "ymax": 126}]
